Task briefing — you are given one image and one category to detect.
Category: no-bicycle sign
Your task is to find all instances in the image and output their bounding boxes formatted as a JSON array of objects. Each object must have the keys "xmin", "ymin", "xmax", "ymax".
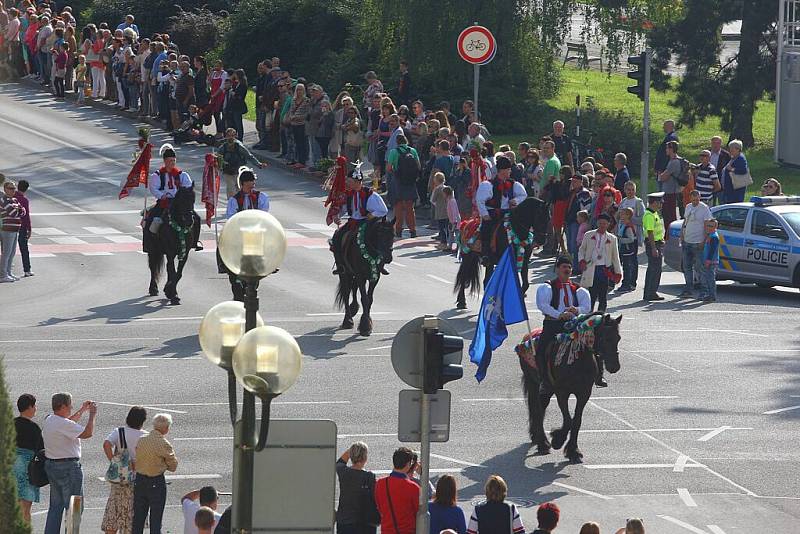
[{"xmin": 457, "ymin": 25, "xmax": 497, "ymax": 65}]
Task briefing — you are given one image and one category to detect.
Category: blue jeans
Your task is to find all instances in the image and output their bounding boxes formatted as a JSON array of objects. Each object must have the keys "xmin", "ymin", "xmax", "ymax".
[
  {"xmin": 566, "ymin": 221, "xmax": 579, "ymax": 270},
  {"xmin": 682, "ymin": 242, "xmax": 704, "ymax": 292},
  {"xmin": 701, "ymin": 262, "xmax": 717, "ymax": 299},
  {"xmin": 44, "ymin": 459, "xmax": 84, "ymax": 534},
  {"xmin": 437, "ymin": 219, "xmax": 449, "ymax": 244},
  {"xmin": 309, "ymin": 133, "xmax": 322, "ymax": 166},
  {"xmin": 621, "ymin": 253, "xmax": 638, "ymax": 288},
  {"xmin": 132, "ymin": 473, "xmax": 167, "ymax": 534}
]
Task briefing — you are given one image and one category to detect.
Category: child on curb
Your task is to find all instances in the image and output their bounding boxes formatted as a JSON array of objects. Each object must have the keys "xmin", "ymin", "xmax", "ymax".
[
  {"xmin": 75, "ymin": 55, "xmax": 87, "ymax": 105},
  {"xmin": 53, "ymin": 42, "xmax": 68, "ymax": 99},
  {"xmin": 617, "ymin": 207, "xmax": 638, "ymax": 292},
  {"xmin": 700, "ymin": 218, "xmax": 719, "ymax": 302},
  {"xmin": 445, "ymin": 185, "xmax": 460, "ymax": 253},
  {"xmin": 430, "ymin": 172, "xmax": 448, "ymax": 250}
]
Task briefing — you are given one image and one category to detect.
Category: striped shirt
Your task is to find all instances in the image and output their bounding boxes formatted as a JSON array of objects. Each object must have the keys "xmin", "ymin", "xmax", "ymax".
[
  {"xmin": 0, "ymin": 193, "xmax": 25, "ymax": 232},
  {"xmin": 134, "ymin": 430, "xmax": 178, "ymax": 477},
  {"xmin": 693, "ymin": 163, "xmax": 718, "ymax": 202}
]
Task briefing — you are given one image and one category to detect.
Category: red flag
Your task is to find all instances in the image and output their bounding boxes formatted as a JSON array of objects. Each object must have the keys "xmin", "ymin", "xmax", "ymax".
[
  {"xmin": 201, "ymin": 153, "xmax": 221, "ymax": 227},
  {"xmin": 119, "ymin": 141, "xmax": 152, "ymax": 200},
  {"xmin": 324, "ymin": 156, "xmax": 348, "ymax": 226}
]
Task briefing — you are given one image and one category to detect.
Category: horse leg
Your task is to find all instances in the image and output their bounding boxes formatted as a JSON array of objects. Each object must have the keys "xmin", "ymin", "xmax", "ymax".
[
  {"xmin": 164, "ymin": 256, "xmax": 179, "ymax": 304},
  {"xmin": 340, "ymin": 275, "xmax": 355, "ymax": 329},
  {"xmin": 565, "ymin": 392, "xmax": 589, "ymax": 463},
  {"xmin": 147, "ymin": 252, "xmax": 163, "ymax": 296},
  {"xmin": 358, "ymin": 279, "xmax": 374, "ymax": 336},
  {"xmin": 456, "ymin": 285, "xmax": 467, "ymax": 310},
  {"xmin": 483, "ymin": 264, "xmax": 494, "ymax": 291},
  {"xmin": 523, "ymin": 371, "xmax": 551, "ymax": 454},
  {"xmin": 550, "ymin": 391, "xmax": 572, "ymax": 450},
  {"xmin": 170, "ymin": 254, "xmax": 189, "ymax": 305},
  {"xmin": 348, "ymin": 281, "xmax": 360, "ymax": 318},
  {"xmin": 521, "ymin": 246, "xmax": 532, "ymax": 297}
]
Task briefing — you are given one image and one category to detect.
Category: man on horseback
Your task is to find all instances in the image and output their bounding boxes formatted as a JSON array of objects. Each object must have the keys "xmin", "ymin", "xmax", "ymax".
[
  {"xmin": 475, "ymin": 155, "xmax": 527, "ymax": 266},
  {"xmin": 534, "ymin": 255, "xmax": 591, "ymax": 384},
  {"xmin": 330, "ymin": 171, "xmax": 389, "ymax": 276},
  {"xmin": 146, "ymin": 143, "xmax": 203, "ymax": 251},
  {"xmin": 220, "ymin": 166, "xmax": 271, "ymax": 301}
]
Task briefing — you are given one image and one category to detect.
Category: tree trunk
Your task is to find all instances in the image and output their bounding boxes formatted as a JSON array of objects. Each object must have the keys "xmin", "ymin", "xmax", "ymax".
[{"xmin": 729, "ymin": 0, "xmax": 773, "ymax": 147}]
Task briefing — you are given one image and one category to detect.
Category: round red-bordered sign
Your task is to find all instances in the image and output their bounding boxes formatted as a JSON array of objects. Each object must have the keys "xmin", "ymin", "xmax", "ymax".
[{"xmin": 457, "ymin": 25, "xmax": 496, "ymax": 65}]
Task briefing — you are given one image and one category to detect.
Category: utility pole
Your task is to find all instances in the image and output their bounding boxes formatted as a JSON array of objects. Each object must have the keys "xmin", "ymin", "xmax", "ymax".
[{"xmin": 628, "ymin": 50, "xmax": 652, "ymax": 196}]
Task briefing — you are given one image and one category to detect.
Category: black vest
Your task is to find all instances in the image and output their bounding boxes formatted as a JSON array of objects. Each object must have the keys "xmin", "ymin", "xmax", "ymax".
[
  {"xmin": 485, "ymin": 179, "xmax": 512, "ymax": 212},
  {"xmin": 548, "ymin": 278, "xmax": 579, "ymax": 310},
  {"xmin": 346, "ymin": 188, "xmax": 372, "ymax": 217},
  {"xmin": 234, "ymin": 190, "xmax": 260, "ymax": 212},
  {"xmin": 474, "ymin": 501, "xmax": 513, "ymax": 534}
]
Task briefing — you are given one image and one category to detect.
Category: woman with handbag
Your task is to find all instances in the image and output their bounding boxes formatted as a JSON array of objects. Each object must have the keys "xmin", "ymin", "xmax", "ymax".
[
  {"xmin": 335, "ymin": 442, "xmax": 379, "ymax": 534},
  {"xmin": 101, "ymin": 406, "xmax": 148, "ymax": 534},
  {"xmin": 721, "ymin": 139, "xmax": 751, "ymax": 204},
  {"xmin": 13, "ymin": 393, "xmax": 44, "ymax": 524}
]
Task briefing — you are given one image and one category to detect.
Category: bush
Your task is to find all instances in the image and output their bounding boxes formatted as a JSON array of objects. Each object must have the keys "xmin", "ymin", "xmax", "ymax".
[
  {"xmin": 167, "ymin": 8, "xmax": 229, "ymax": 60},
  {"xmin": 81, "ymin": 0, "xmax": 235, "ymax": 37},
  {"xmin": 0, "ymin": 358, "xmax": 30, "ymax": 534}
]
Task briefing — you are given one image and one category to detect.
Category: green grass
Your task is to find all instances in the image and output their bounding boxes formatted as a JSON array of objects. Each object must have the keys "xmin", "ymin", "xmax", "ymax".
[{"xmin": 494, "ymin": 67, "xmax": 800, "ymax": 194}]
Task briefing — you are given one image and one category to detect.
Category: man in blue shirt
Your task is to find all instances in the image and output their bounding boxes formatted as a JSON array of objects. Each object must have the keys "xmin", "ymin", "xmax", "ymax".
[
  {"xmin": 653, "ymin": 120, "xmax": 678, "ymax": 187},
  {"xmin": 117, "ymin": 15, "xmax": 139, "ymax": 35},
  {"xmin": 613, "ymin": 152, "xmax": 631, "ymax": 191},
  {"xmin": 700, "ymin": 218, "xmax": 720, "ymax": 302}
]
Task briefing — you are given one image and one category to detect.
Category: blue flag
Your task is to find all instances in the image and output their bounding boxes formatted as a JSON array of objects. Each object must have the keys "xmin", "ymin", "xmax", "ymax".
[{"xmin": 469, "ymin": 247, "xmax": 529, "ymax": 382}]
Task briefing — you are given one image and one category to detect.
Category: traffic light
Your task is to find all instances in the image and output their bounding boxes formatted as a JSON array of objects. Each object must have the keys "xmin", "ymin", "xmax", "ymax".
[
  {"xmin": 422, "ymin": 330, "xmax": 464, "ymax": 394},
  {"xmin": 627, "ymin": 51, "xmax": 650, "ymax": 101}
]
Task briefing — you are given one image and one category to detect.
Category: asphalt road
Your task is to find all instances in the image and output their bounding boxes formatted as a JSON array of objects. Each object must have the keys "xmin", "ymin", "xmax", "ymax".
[{"xmin": 1, "ymin": 83, "xmax": 799, "ymax": 534}]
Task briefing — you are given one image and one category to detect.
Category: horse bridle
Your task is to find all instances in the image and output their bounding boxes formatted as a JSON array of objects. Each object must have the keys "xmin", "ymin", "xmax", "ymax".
[{"xmin": 592, "ymin": 321, "xmax": 619, "ymax": 362}]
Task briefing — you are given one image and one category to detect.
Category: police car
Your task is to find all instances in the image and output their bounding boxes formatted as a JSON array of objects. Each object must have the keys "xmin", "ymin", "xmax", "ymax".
[{"xmin": 664, "ymin": 196, "xmax": 800, "ymax": 288}]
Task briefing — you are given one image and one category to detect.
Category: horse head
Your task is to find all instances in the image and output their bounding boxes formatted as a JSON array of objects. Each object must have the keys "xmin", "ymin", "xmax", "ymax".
[
  {"xmin": 596, "ymin": 314, "xmax": 622, "ymax": 373},
  {"xmin": 367, "ymin": 217, "xmax": 395, "ymax": 265},
  {"xmin": 170, "ymin": 187, "xmax": 196, "ymax": 225},
  {"xmin": 513, "ymin": 197, "xmax": 549, "ymax": 246}
]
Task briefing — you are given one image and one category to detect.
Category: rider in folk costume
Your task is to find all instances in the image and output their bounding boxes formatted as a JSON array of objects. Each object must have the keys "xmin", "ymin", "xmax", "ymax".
[
  {"xmin": 475, "ymin": 155, "xmax": 527, "ymax": 266},
  {"xmin": 147, "ymin": 143, "xmax": 202, "ymax": 250},
  {"xmin": 222, "ymin": 166, "xmax": 270, "ymax": 301},
  {"xmin": 535, "ymin": 255, "xmax": 592, "ymax": 381},
  {"xmin": 329, "ymin": 169, "xmax": 389, "ymax": 276}
]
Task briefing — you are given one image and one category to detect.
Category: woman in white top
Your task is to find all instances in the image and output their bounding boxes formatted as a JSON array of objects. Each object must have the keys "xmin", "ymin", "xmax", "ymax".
[
  {"xmin": 618, "ymin": 181, "xmax": 646, "ymax": 245},
  {"xmin": 101, "ymin": 406, "xmax": 148, "ymax": 534}
]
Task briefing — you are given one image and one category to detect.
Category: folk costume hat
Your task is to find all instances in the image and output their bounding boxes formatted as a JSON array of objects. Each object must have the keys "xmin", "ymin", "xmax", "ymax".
[
  {"xmin": 556, "ymin": 255, "xmax": 572, "ymax": 267},
  {"xmin": 159, "ymin": 143, "xmax": 177, "ymax": 160},
  {"xmin": 495, "ymin": 155, "xmax": 512, "ymax": 170},
  {"xmin": 237, "ymin": 166, "xmax": 256, "ymax": 189}
]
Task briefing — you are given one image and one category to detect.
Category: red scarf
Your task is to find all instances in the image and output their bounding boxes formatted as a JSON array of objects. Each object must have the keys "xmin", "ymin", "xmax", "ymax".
[
  {"xmin": 158, "ymin": 166, "xmax": 183, "ymax": 190},
  {"xmin": 554, "ymin": 279, "xmax": 576, "ymax": 308}
]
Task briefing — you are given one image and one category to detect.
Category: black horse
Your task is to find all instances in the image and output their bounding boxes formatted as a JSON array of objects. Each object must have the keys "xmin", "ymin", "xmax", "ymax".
[
  {"xmin": 454, "ymin": 197, "xmax": 549, "ymax": 309},
  {"xmin": 143, "ymin": 187, "xmax": 199, "ymax": 305},
  {"xmin": 334, "ymin": 218, "xmax": 395, "ymax": 336},
  {"xmin": 520, "ymin": 313, "xmax": 622, "ymax": 462}
]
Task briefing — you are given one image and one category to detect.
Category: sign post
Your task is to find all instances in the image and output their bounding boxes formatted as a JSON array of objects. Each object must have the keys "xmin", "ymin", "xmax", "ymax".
[
  {"xmin": 641, "ymin": 49, "xmax": 652, "ymax": 198},
  {"xmin": 457, "ymin": 24, "xmax": 497, "ymax": 122},
  {"xmin": 391, "ymin": 315, "xmax": 463, "ymax": 534}
]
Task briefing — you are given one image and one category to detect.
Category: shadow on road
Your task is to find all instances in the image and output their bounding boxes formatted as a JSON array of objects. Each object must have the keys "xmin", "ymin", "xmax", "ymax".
[{"xmin": 38, "ymin": 295, "xmax": 170, "ymax": 326}]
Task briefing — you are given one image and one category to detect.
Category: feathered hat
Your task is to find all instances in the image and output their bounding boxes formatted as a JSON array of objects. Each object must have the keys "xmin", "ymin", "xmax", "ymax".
[
  {"xmin": 237, "ymin": 166, "xmax": 256, "ymax": 189},
  {"xmin": 159, "ymin": 143, "xmax": 176, "ymax": 160}
]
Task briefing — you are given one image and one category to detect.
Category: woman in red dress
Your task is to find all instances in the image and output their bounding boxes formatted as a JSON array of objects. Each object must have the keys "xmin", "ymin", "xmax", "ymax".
[{"xmin": 208, "ymin": 60, "xmax": 228, "ymax": 136}]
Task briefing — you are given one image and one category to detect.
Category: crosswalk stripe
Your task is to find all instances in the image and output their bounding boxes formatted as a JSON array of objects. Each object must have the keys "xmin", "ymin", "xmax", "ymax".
[
  {"xmin": 83, "ymin": 226, "xmax": 123, "ymax": 234},
  {"xmin": 49, "ymin": 236, "xmax": 89, "ymax": 245},
  {"xmin": 104, "ymin": 235, "xmax": 140, "ymax": 244},
  {"xmin": 81, "ymin": 252, "xmax": 114, "ymax": 256},
  {"xmin": 35, "ymin": 227, "xmax": 67, "ymax": 236}
]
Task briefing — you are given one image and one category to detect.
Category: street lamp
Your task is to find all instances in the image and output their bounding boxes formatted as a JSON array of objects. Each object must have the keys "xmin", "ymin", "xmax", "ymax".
[{"xmin": 199, "ymin": 210, "xmax": 296, "ymax": 534}]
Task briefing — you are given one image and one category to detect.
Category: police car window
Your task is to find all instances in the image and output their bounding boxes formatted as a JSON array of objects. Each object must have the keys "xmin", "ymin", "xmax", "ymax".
[
  {"xmin": 783, "ymin": 212, "xmax": 800, "ymax": 237},
  {"xmin": 752, "ymin": 210, "xmax": 788, "ymax": 239},
  {"xmin": 715, "ymin": 207, "xmax": 748, "ymax": 233}
]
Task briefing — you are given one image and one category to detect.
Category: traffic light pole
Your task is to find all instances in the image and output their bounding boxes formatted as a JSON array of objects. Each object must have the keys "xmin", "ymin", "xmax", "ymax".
[
  {"xmin": 415, "ymin": 391, "xmax": 432, "ymax": 534},
  {"xmin": 640, "ymin": 49, "xmax": 652, "ymax": 197}
]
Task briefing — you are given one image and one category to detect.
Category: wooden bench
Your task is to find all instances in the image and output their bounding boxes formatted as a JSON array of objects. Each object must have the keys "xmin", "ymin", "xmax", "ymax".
[{"xmin": 563, "ymin": 42, "xmax": 603, "ymax": 70}]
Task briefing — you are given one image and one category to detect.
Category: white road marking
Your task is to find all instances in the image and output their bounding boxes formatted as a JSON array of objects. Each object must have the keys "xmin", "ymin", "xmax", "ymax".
[
  {"xmin": 374, "ymin": 468, "xmax": 467, "ymax": 475},
  {"xmin": 681, "ymin": 310, "xmax": 770, "ymax": 314},
  {"xmin": 29, "ymin": 187, "xmax": 87, "ymax": 212},
  {"xmin": 584, "ymin": 463, "xmax": 704, "ymax": 470},
  {"xmin": 339, "ymin": 433, "xmax": 396, "ymax": 438},
  {"xmin": 629, "ymin": 349, "xmax": 795, "ymax": 353},
  {"xmin": 173, "ymin": 436, "xmax": 232, "ymax": 441},
  {"xmin": 589, "ymin": 401, "xmax": 757, "ymax": 497},
  {"xmin": 83, "ymin": 226, "xmax": 122, "ymax": 234},
  {"xmin": 674, "ymin": 454, "xmax": 691, "ymax": 472},
  {"xmin": 104, "ymin": 235, "xmax": 141, "ymax": 244},
  {"xmin": 49, "ymin": 236, "xmax": 89, "ymax": 245},
  {"xmin": 627, "ymin": 351, "xmax": 682, "ymax": 372},
  {"xmin": 551, "ymin": 482, "xmax": 613, "ymax": 500},
  {"xmin": 55, "ymin": 365, "xmax": 149, "ymax": 372},
  {"xmin": 97, "ymin": 401, "xmax": 188, "ymax": 415},
  {"xmin": 678, "ymin": 488, "xmax": 698, "ymax": 507},
  {"xmin": 30, "ymin": 253, "xmax": 56, "ymax": 258},
  {"xmin": 367, "ymin": 345, "xmax": 392, "ymax": 351},
  {"xmin": 461, "ymin": 396, "xmax": 677, "ymax": 401},
  {"xmin": 306, "ymin": 312, "xmax": 391, "ymax": 316},
  {"xmin": 35, "ymin": 227, "xmax": 67, "ymax": 235},
  {"xmin": 130, "ymin": 316, "xmax": 203, "ymax": 322},
  {"xmin": 283, "ymin": 230, "xmax": 305, "ymax": 239},
  {"xmin": 707, "ymin": 526, "xmax": 727, "ymax": 534},
  {"xmin": 657, "ymin": 515, "xmax": 709, "ymax": 534},
  {"xmin": 6, "ymin": 357, "xmax": 201, "ymax": 362},
  {"xmin": 97, "ymin": 474, "xmax": 221, "ymax": 482},
  {"xmin": 697, "ymin": 426, "xmax": 732, "ymax": 442},
  {"xmin": 142, "ymin": 400, "xmax": 350, "ymax": 407},
  {"xmin": 391, "ymin": 262, "xmax": 407, "ymax": 267},
  {"xmin": 429, "ymin": 453, "xmax": 484, "ymax": 468},
  {"xmin": 303, "ymin": 245, "xmax": 328, "ymax": 249},
  {"xmin": 0, "ymin": 337, "xmax": 158, "ymax": 343},
  {"xmin": 35, "ymin": 209, "xmax": 143, "ymax": 216},
  {"xmin": 427, "ymin": 274, "xmax": 453, "ymax": 284},
  {"xmin": 81, "ymin": 252, "xmax": 113, "ymax": 256},
  {"xmin": 763, "ymin": 405, "xmax": 800, "ymax": 415},
  {"xmin": 697, "ymin": 327, "xmax": 769, "ymax": 338}
]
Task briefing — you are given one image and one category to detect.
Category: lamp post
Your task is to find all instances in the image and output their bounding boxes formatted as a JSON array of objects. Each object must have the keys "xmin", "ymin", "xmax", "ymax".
[{"xmin": 200, "ymin": 210, "xmax": 301, "ymax": 534}]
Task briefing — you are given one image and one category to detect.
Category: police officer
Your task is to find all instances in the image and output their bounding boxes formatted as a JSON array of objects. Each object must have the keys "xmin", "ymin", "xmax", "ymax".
[
  {"xmin": 642, "ymin": 192, "xmax": 666, "ymax": 301},
  {"xmin": 475, "ymin": 155, "xmax": 527, "ymax": 265}
]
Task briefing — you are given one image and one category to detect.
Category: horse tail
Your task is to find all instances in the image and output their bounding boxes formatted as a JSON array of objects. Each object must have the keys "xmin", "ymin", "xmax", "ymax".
[
  {"xmin": 454, "ymin": 252, "xmax": 481, "ymax": 297},
  {"xmin": 334, "ymin": 274, "xmax": 354, "ymax": 312},
  {"xmin": 148, "ymin": 251, "xmax": 164, "ymax": 284}
]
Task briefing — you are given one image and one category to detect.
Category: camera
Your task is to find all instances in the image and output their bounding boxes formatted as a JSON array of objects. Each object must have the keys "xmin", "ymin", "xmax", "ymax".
[{"xmin": 688, "ymin": 163, "xmax": 701, "ymax": 170}]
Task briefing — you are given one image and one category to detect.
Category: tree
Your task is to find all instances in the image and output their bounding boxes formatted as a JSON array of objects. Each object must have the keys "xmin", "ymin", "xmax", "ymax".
[
  {"xmin": 167, "ymin": 7, "xmax": 229, "ymax": 60},
  {"xmin": 82, "ymin": 0, "xmax": 237, "ymax": 37},
  {"xmin": 0, "ymin": 358, "xmax": 30, "ymax": 534}
]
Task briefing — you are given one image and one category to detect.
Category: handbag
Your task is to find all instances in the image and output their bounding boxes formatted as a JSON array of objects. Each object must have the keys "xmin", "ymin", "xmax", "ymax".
[
  {"xmin": 361, "ymin": 475, "xmax": 381, "ymax": 527},
  {"xmin": 105, "ymin": 427, "xmax": 133, "ymax": 484},
  {"xmin": 730, "ymin": 169, "xmax": 753, "ymax": 190},
  {"xmin": 27, "ymin": 449, "xmax": 49, "ymax": 488}
]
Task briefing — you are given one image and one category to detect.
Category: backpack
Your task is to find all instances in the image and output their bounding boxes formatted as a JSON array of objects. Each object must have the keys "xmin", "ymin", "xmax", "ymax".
[
  {"xmin": 395, "ymin": 146, "xmax": 420, "ymax": 185},
  {"xmin": 676, "ymin": 157, "xmax": 690, "ymax": 187}
]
